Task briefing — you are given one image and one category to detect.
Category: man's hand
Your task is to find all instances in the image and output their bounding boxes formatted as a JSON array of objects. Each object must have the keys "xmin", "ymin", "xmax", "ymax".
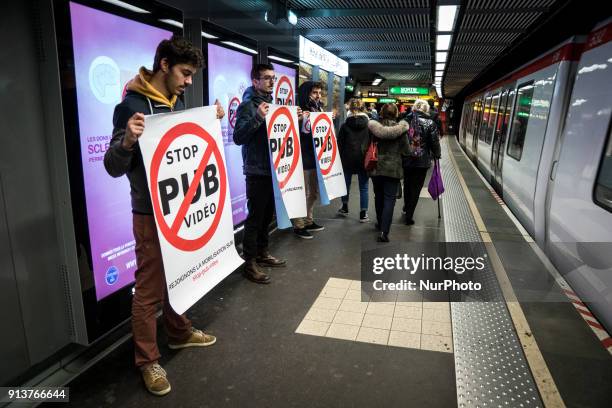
[
  {"xmin": 257, "ymin": 102, "xmax": 270, "ymax": 119},
  {"xmin": 122, "ymin": 113, "xmax": 145, "ymax": 150},
  {"xmin": 331, "ymin": 110, "xmax": 337, "ymax": 120},
  {"xmin": 214, "ymin": 99, "xmax": 225, "ymax": 119},
  {"xmin": 297, "ymin": 106, "xmax": 303, "ymax": 120}
]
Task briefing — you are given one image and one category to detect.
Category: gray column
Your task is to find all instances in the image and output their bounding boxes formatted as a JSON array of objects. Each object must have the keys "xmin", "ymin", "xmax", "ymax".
[
  {"xmin": 327, "ymin": 71, "xmax": 334, "ymax": 113},
  {"xmin": 338, "ymin": 76, "xmax": 346, "ymax": 127},
  {"xmin": 312, "ymin": 65, "xmax": 320, "ymax": 82}
]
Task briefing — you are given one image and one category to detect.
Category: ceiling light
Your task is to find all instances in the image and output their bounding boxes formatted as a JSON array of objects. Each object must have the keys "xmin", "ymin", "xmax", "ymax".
[
  {"xmin": 159, "ymin": 19, "xmax": 183, "ymax": 28},
  {"xmin": 436, "ymin": 63, "xmax": 445, "ymax": 70},
  {"xmin": 201, "ymin": 31, "xmax": 218, "ymax": 39},
  {"xmin": 288, "ymin": 10, "xmax": 298, "ymax": 26},
  {"xmin": 221, "ymin": 41, "xmax": 257, "ymax": 54},
  {"xmin": 268, "ymin": 55, "xmax": 294, "ymax": 63},
  {"xmin": 437, "ymin": 5, "xmax": 458, "ymax": 32},
  {"xmin": 436, "ymin": 52, "xmax": 448, "ymax": 63},
  {"xmin": 372, "ymin": 78, "xmax": 382, "ymax": 86},
  {"xmin": 436, "ymin": 34, "xmax": 451, "ymax": 51},
  {"xmin": 435, "ymin": 70, "xmax": 444, "ymax": 75},
  {"xmin": 102, "ymin": 0, "xmax": 149, "ymax": 13}
]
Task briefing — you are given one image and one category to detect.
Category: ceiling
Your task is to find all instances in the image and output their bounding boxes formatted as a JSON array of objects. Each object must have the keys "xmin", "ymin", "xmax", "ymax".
[{"xmin": 160, "ymin": 0, "xmax": 576, "ymax": 98}]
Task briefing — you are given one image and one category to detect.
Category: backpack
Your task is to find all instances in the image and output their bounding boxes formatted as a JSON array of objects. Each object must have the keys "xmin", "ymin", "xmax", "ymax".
[{"xmin": 407, "ymin": 113, "xmax": 426, "ymax": 158}]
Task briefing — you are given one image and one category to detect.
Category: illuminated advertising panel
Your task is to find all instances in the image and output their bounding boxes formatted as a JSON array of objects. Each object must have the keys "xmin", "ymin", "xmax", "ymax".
[
  {"xmin": 207, "ymin": 43, "xmax": 253, "ymax": 226},
  {"xmin": 69, "ymin": 2, "xmax": 171, "ymax": 301}
]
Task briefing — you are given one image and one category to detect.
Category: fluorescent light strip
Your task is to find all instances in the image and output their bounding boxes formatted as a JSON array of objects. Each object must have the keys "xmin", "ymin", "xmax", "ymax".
[
  {"xmin": 436, "ymin": 52, "xmax": 448, "ymax": 63},
  {"xmin": 201, "ymin": 31, "xmax": 218, "ymax": 39},
  {"xmin": 268, "ymin": 55, "xmax": 294, "ymax": 63},
  {"xmin": 436, "ymin": 34, "xmax": 451, "ymax": 51},
  {"xmin": 436, "ymin": 63, "xmax": 446, "ymax": 70},
  {"xmin": 102, "ymin": 0, "xmax": 150, "ymax": 13},
  {"xmin": 435, "ymin": 70, "xmax": 444, "ymax": 75},
  {"xmin": 159, "ymin": 19, "xmax": 183, "ymax": 28},
  {"xmin": 221, "ymin": 41, "xmax": 258, "ymax": 55},
  {"xmin": 288, "ymin": 10, "xmax": 298, "ymax": 26},
  {"xmin": 437, "ymin": 5, "xmax": 458, "ymax": 32}
]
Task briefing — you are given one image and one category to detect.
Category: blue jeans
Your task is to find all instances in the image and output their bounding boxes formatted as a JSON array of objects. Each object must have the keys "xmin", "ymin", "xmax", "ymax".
[
  {"xmin": 341, "ymin": 170, "xmax": 369, "ymax": 211},
  {"xmin": 371, "ymin": 176, "xmax": 399, "ymax": 235}
]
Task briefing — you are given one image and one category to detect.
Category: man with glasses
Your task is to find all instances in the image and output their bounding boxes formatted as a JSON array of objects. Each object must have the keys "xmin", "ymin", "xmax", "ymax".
[{"xmin": 234, "ymin": 63, "xmax": 301, "ymax": 283}]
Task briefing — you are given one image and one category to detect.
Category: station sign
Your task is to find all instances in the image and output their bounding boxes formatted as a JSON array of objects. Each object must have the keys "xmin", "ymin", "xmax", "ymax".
[
  {"xmin": 362, "ymin": 97, "xmax": 378, "ymax": 103},
  {"xmin": 389, "ymin": 86, "xmax": 430, "ymax": 95},
  {"xmin": 299, "ymin": 36, "xmax": 349, "ymax": 77},
  {"xmin": 378, "ymin": 98, "xmax": 397, "ymax": 103},
  {"xmin": 368, "ymin": 91, "xmax": 388, "ymax": 97}
]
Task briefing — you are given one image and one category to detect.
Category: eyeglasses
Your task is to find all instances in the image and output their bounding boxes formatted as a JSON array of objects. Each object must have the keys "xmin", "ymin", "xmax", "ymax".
[{"xmin": 259, "ymin": 75, "xmax": 277, "ymax": 82}]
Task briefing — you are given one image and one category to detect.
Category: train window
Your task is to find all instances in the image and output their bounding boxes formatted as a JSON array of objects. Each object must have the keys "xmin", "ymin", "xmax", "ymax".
[
  {"xmin": 479, "ymin": 97, "xmax": 492, "ymax": 141},
  {"xmin": 486, "ymin": 94, "xmax": 500, "ymax": 144},
  {"xmin": 473, "ymin": 99, "xmax": 483, "ymax": 140},
  {"xmin": 507, "ymin": 82, "xmax": 534, "ymax": 161},
  {"xmin": 496, "ymin": 93, "xmax": 508, "ymax": 134},
  {"xmin": 594, "ymin": 121, "xmax": 612, "ymax": 212}
]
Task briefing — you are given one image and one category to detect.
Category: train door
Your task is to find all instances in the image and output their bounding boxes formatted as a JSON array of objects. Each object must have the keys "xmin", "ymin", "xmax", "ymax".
[
  {"xmin": 471, "ymin": 98, "xmax": 483, "ymax": 163},
  {"xmin": 491, "ymin": 90, "xmax": 512, "ymax": 195}
]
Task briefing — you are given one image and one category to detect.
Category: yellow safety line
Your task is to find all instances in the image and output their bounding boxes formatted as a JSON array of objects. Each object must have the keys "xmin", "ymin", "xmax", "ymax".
[{"xmin": 446, "ymin": 139, "xmax": 565, "ymax": 408}]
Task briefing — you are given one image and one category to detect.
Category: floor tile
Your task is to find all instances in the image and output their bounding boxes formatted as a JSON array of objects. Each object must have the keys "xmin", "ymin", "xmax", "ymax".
[
  {"xmin": 421, "ymin": 321, "xmax": 452, "ymax": 337},
  {"xmin": 320, "ymin": 286, "xmax": 348, "ymax": 299},
  {"xmin": 366, "ymin": 303, "xmax": 395, "ymax": 317},
  {"xmin": 388, "ymin": 331, "xmax": 420, "ymax": 349},
  {"xmin": 332, "ymin": 310, "xmax": 365, "ymax": 326},
  {"xmin": 296, "ymin": 320, "xmax": 330, "ymax": 336},
  {"xmin": 394, "ymin": 305, "xmax": 422, "ymax": 319},
  {"xmin": 356, "ymin": 327, "xmax": 390, "ymax": 345},
  {"xmin": 391, "ymin": 317, "xmax": 422, "ymax": 333},
  {"xmin": 312, "ymin": 297, "xmax": 342, "ymax": 310},
  {"xmin": 420, "ymin": 334, "xmax": 453, "ymax": 353},
  {"xmin": 304, "ymin": 307, "xmax": 337, "ymax": 323},
  {"xmin": 325, "ymin": 277, "xmax": 353, "ymax": 289},
  {"xmin": 422, "ymin": 301, "xmax": 450, "ymax": 310},
  {"xmin": 362, "ymin": 314, "xmax": 393, "ymax": 330},
  {"xmin": 339, "ymin": 299, "xmax": 369, "ymax": 314},
  {"xmin": 326, "ymin": 323, "xmax": 360, "ymax": 341},
  {"xmin": 345, "ymin": 289, "xmax": 370, "ymax": 301},
  {"xmin": 422, "ymin": 308, "xmax": 451, "ymax": 323},
  {"xmin": 349, "ymin": 280, "xmax": 362, "ymax": 290}
]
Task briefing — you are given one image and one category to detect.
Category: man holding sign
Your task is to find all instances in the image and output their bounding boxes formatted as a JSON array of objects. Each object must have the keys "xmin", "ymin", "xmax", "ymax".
[
  {"xmin": 104, "ymin": 36, "xmax": 224, "ymax": 396},
  {"xmin": 233, "ymin": 64, "xmax": 302, "ymax": 283}
]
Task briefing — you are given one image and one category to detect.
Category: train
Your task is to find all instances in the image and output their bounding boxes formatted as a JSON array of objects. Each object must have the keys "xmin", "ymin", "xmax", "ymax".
[{"xmin": 457, "ymin": 18, "xmax": 612, "ymax": 333}]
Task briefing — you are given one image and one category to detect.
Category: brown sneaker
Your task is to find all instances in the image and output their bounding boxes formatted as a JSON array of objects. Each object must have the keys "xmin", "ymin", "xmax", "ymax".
[
  {"xmin": 256, "ymin": 251, "xmax": 287, "ymax": 267},
  {"xmin": 244, "ymin": 259, "xmax": 271, "ymax": 284},
  {"xmin": 141, "ymin": 363, "xmax": 171, "ymax": 396},
  {"xmin": 168, "ymin": 328, "xmax": 217, "ymax": 350}
]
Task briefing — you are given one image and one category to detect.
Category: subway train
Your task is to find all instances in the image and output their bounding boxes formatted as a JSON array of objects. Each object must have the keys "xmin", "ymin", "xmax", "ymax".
[{"xmin": 457, "ymin": 19, "xmax": 612, "ymax": 332}]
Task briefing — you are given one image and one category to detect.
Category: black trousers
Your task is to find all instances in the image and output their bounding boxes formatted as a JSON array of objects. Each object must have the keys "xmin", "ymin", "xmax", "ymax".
[
  {"xmin": 403, "ymin": 167, "xmax": 429, "ymax": 221},
  {"xmin": 243, "ymin": 175, "xmax": 275, "ymax": 260},
  {"xmin": 371, "ymin": 176, "xmax": 400, "ymax": 235}
]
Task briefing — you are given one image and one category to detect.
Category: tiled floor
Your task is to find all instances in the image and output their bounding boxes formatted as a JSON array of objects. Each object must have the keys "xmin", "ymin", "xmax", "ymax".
[{"xmin": 295, "ymin": 277, "xmax": 454, "ymax": 353}]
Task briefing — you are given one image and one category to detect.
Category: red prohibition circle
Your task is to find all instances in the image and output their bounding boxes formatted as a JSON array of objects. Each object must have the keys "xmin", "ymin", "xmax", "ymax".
[
  {"xmin": 274, "ymin": 75, "xmax": 294, "ymax": 106},
  {"xmin": 267, "ymin": 106, "xmax": 300, "ymax": 189},
  {"xmin": 313, "ymin": 114, "xmax": 337, "ymax": 175},
  {"xmin": 228, "ymin": 97, "xmax": 241, "ymax": 129},
  {"xmin": 150, "ymin": 122, "xmax": 227, "ymax": 252}
]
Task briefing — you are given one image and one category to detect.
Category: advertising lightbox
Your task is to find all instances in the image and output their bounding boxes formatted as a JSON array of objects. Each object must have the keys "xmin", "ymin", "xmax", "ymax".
[
  {"xmin": 207, "ymin": 43, "xmax": 253, "ymax": 226},
  {"xmin": 68, "ymin": 2, "xmax": 172, "ymax": 301}
]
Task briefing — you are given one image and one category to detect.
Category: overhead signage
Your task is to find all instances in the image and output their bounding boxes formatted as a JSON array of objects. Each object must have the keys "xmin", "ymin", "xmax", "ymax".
[
  {"xmin": 345, "ymin": 84, "xmax": 354, "ymax": 92},
  {"xmin": 368, "ymin": 91, "xmax": 388, "ymax": 97},
  {"xmin": 362, "ymin": 97, "xmax": 378, "ymax": 103},
  {"xmin": 379, "ymin": 98, "xmax": 397, "ymax": 103},
  {"xmin": 389, "ymin": 87, "xmax": 430, "ymax": 95},
  {"xmin": 299, "ymin": 35, "xmax": 349, "ymax": 77}
]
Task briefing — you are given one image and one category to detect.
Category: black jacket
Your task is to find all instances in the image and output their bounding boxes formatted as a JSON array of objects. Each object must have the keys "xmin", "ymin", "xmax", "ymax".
[
  {"xmin": 337, "ymin": 113, "xmax": 370, "ymax": 174},
  {"xmin": 104, "ymin": 91, "xmax": 184, "ymax": 214},
  {"xmin": 233, "ymin": 86, "xmax": 273, "ymax": 176},
  {"xmin": 298, "ymin": 81, "xmax": 323, "ymax": 170},
  {"xmin": 402, "ymin": 111, "xmax": 442, "ymax": 169}
]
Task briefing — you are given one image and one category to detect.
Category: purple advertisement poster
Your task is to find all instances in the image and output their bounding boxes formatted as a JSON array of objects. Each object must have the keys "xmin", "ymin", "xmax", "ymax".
[
  {"xmin": 207, "ymin": 43, "xmax": 253, "ymax": 226},
  {"xmin": 69, "ymin": 2, "xmax": 171, "ymax": 300}
]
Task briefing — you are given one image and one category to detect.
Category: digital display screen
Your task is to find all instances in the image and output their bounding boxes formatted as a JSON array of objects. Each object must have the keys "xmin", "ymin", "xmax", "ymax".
[
  {"xmin": 207, "ymin": 43, "xmax": 253, "ymax": 226},
  {"xmin": 69, "ymin": 2, "xmax": 171, "ymax": 300}
]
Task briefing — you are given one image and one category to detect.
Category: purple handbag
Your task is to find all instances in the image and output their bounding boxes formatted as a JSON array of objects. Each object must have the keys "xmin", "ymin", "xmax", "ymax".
[{"xmin": 428, "ymin": 160, "xmax": 445, "ymax": 200}]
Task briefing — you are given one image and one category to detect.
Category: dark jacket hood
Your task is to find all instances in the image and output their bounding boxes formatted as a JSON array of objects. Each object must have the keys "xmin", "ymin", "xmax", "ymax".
[{"xmin": 346, "ymin": 113, "xmax": 369, "ymax": 130}]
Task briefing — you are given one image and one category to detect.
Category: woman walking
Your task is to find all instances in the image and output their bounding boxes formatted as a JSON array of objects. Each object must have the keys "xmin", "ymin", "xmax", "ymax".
[
  {"xmin": 367, "ymin": 104, "xmax": 410, "ymax": 242},
  {"xmin": 402, "ymin": 99, "xmax": 442, "ymax": 225},
  {"xmin": 337, "ymin": 98, "xmax": 371, "ymax": 222}
]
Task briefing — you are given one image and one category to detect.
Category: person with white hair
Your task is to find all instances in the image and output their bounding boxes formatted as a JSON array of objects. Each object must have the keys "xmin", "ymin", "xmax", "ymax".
[{"xmin": 402, "ymin": 98, "xmax": 442, "ymax": 225}]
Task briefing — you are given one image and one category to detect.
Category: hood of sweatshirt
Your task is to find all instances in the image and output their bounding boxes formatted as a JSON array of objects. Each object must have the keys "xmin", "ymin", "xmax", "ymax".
[
  {"xmin": 126, "ymin": 67, "xmax": 177, "ymax": 108},
  {"xmin": 345, "ymin": 113, "xmax": 369, "ymax": 130}
]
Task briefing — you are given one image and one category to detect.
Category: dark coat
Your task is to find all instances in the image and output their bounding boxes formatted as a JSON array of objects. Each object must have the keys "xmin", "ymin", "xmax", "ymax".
[
  {"xmin": 233, "ymin": 86, "xmax": 273, "ymax": 176},
  {"xmin": 298, "ymin": 81, "xmax": 323, "ymax": 170},
  {"xmin": 337, "ymin": 113, "xmax": 370, "ymax": 174},
  {"xmin": 403, "ymin": 111, "xmax": 442, "ymax": 169},
  {"xmin": 104, "ymin": 91, "xmax": 185, "ymax": 214},
  {"xmin": 367, "ymin": 119, "xmax": 410, "ymax": 179}
]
